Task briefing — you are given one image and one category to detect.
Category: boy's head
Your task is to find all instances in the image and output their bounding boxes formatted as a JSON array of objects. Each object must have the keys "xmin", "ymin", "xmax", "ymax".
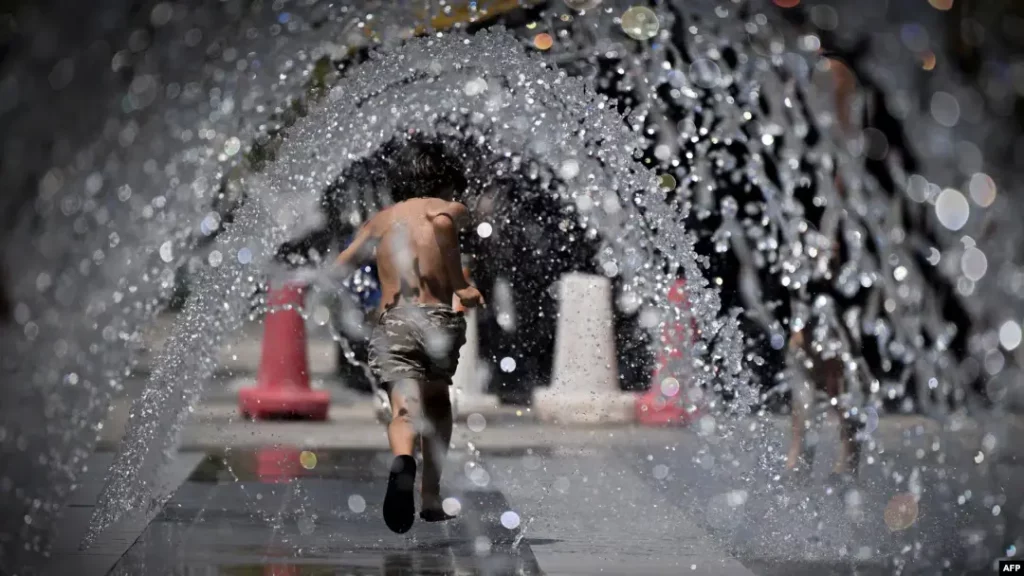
[{"xmin": 388, "ymin": 140, "xmax": 467, "ymax": 202}]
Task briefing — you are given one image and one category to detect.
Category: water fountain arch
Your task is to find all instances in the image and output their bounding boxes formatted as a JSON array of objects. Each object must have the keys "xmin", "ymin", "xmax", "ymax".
[
  {"xmin": 87, "ymin": 25, "xmax": 757, "ymax": 547},
  {"xmin": 3, "ymin": 2, "xmax": 1020, "ymax": 572}
]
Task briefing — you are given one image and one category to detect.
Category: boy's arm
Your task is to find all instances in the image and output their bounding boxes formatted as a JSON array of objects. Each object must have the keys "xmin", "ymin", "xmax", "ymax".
[
  {"xmin": 431, "ymin": 202, "xmax": 484, "ymax": 307},
  {"xmin": 334, "ymin": 213, "xmax": 381, "ymax": 275},
  {"xmin": 431, "ymin": 210, "xmax": 470, "ymax": 292}
]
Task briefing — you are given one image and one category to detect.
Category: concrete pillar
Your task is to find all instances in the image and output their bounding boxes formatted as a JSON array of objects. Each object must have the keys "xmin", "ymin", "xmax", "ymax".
[
  {"xmin": 450, "ymin": 308, "xmax": 490, "ymax": 418},
  {"xmin": 533, "ymin": 273, "xmax": 635, "ymax": 424}
]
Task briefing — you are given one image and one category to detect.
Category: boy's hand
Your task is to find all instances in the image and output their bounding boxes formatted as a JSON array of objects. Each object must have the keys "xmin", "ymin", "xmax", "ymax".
[{"xmin": 455, "ymin": 286, "xmax": 485, "ymax": 309}]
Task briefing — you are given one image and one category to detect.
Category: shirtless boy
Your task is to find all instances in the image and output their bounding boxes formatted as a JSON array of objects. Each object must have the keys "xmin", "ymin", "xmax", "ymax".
[{"xmin": 332, "ymin": 143, "xmax": 484, "ymax": 534}]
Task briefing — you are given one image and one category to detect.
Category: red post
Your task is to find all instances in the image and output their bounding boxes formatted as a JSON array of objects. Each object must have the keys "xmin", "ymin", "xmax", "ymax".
[
  {"xmin": 239, "ymin": 282, "xmax": 330, "ymax": 420},
  {"xmin": 254, "ymin": 447, "xmax": 303, "ymax": 483},
  {"xmin": 636, "ymin": 278, "xmax": 702, "ymax": 426}
]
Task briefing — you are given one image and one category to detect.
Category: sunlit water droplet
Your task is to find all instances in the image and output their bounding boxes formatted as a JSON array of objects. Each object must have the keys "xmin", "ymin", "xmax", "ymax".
[
  {"xmin": 469, "ymin": 467, "xmax": 490, "ymax": 487},
  {"xmin": 467, "ymin": 413, "xmax": 487, "ymax": 432},
  {"xmin": 961, "ymin": 247, "xmax": 987, "ymax": 281},
  {"xmin": 884, "ymin": 493, "xmax": 919, "ymax": 531},
  {"xmin": 500, "ymin": 357, "xmax": 516, "ymax": 372},
  {"xmin": 935, "ymin": 188, "xmax": 969, "ymax": 231},
  {"xmin": 159, "ymin": 241, "xmax": 174, "ymax": 263},
  {"xmin": 500, "ymin": 510, "xmax": 521, "ymax": 529},
  {"xmin": 621, "ymin": 6, "xmax": 659, "ymax": 40},
  {"xmin": 969, "ymin": 173, "xmax": 996, "ymax": 207},
  {"xmin": 690, "ymin": 59, "xmax": 722, "ymax": 88},
  {"xmin": 999, "ymin": 321, "xmax": 1021, "ymax": 351},
  {"xmin": 559, "ymin": 159, "xmax": 580, "ymax": 180},
  {"xmin": 442, "ymin": 497, "xmax": 461, "ymax": 516},
  {"xmin": 224, "ymin": 137, "xmax": 241, "ymax": 156},
  {"xmin": 930, "ymin": 91, "xmax": 960, "ymax": 127},
  {"xmin": 474, "ymin": 535, "xmax": 492, "ymax": 556},
  {"xmin": 299, "ymin": 450, "xmax": 317, "ymax": 469},
  {"xmin": 348, "ymin": 494, "xmax": 366, "ymax": 514}
]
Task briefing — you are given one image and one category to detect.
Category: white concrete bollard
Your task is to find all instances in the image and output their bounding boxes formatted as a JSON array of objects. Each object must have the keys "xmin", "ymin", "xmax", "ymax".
[
  {"xmin": 450, "ymin": 308, "xmax": 503, "ymax": 420},
  {"xmin": 533, "ymin": 273, "xmax": 636, "ymax": 424}
]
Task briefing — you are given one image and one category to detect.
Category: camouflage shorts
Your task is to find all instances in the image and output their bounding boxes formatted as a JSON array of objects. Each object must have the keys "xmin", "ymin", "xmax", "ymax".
[{"xmin": 368, "ymin": 303, "xmax": 467, "ymax": 392}]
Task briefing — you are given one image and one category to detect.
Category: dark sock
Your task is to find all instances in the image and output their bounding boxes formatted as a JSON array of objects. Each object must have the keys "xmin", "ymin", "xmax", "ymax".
[
  {"xmin": 383, "ymin": 455, "xmax": 417, "ymax": 534},
  {"xmin": 419, "ymin": 508, "xmax": 456, "ymax": 523}
]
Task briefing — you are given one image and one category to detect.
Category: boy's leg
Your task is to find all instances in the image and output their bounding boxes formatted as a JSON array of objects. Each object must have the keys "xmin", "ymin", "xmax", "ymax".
[
  {"xmin": 383, "ymin": 379, "xmax": 422, "ymax": 534},
  {"xmin": 387, "ymin": 379, "xmax": 421, "ymax": 457},
  {"xmin": 420, "ymin": 379, "xmax": 453, "ymax": 514}
]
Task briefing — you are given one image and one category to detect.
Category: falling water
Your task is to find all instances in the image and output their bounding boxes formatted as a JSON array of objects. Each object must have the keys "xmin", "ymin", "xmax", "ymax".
[{"xmin": 1, "ymin": 0, "xmax": 1021, "ymax": 573}]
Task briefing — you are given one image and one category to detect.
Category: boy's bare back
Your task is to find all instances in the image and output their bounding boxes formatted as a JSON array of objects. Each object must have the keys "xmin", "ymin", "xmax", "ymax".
[{"xmin": 335, "ymin": 198, "xmax": 483, "ymax": 312}]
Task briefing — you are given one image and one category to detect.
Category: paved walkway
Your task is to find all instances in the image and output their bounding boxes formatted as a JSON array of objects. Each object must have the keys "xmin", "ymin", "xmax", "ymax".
[
  {"xmin": 66, "ymin": 407, "xmax": 1022, "ymax": 575},
  {"xmin": 49, "ymin": 447, "xmax": 757, "ymax": 576}
]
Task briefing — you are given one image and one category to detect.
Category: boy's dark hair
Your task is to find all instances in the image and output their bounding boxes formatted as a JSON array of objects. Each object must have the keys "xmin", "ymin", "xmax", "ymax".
[{"xmin": 387, "ymin": 140, "xmax": 467, "ymax": 201}]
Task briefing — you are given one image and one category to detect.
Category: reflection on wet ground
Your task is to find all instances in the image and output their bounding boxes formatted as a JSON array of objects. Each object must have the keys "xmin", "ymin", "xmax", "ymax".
[{"xmin": 108, "ymin": 449, "xmax": 542, "ymax": 576}]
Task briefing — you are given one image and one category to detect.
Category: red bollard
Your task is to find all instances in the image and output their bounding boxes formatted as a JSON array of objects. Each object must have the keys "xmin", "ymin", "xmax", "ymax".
[
  {"xmin": 239, "ymin": 283, "xmax": 330, "ymax": 420},
  {"xmin": 636, "ymin": 279, "xmax": 702, "ymax": 426},
  {"xmin": 254, "ymin": 447, "xmax": 303, "ymax": 483}
]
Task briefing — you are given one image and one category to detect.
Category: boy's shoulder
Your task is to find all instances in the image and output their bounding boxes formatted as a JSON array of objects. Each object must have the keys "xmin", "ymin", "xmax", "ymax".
[{"xmin": 425, "ymin": 199, "xmax": 468, "ymax": 227}]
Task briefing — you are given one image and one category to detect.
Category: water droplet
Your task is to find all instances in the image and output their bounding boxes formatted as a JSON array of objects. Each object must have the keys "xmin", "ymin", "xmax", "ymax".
[
  {"xmin": 884, "ymin": 493, "xmax": 919, "ymax": 531},
  {"xmin": 653, "ymin": 464, "xmax": 669, "ymax": 479},
  {"xmin": 224, "ymin": 137, "xmax": 241, "ymax": 157},
  {"xmin": 500, "ymin": 510, "xmax": 521, "ymax": 529},
  {"xmin": 621, "ymin": 6, "xmax": 659, "ymax": 41},
  {"xmin": 464, "ymin": 78, "xmax": 488, "ymax": 96},
  {"xmin": 348, "ymin": 494, "xmax": 366, "ymax": 513},
  {"xmin": 159, "ymin": 241, "xmax": 174, "ymax": 263},
  {"xmin": 725, "ymin": 490, "xmax": 748, "ymax": 507},
  {"xmin": 969, "ymin": 173, "xmax": 996, "ymax": 207},
  {"xmin": 533, "ymin": 33, "xmax": 554, "ymax": 51},
  {"xmin": 999, "ymin": 321, "xmax": 1021, "ymax": 351},
  {"xmin": 689, "ymin": 59, "xmax": 722, "ymax": 89},
  {"xmin": 500, "ymin": 357, "xmax": 516, "ymax": 372},
  {"xmin": 477, "ymin": 222, "xmax": 493, "ymax": 238},
  {"xmin": 442, "ymin": 497, "xmax": 461, "ymax": 516},
  {"xmin": 469, "ymin": 467, "xmax": 490, "ymax": 487},
  {"xmin": 299, "ymin": 451, "xmax": 317, "ymax": 469},
  {"xmin": 150, "ymin": 3, "xmax": 173, "ymax": 27},
  {"xmin": 930, "ymin": 91, "xmax": 960, "ymax": 127},
  {"xmin": 474, "ymin": 535, "xmax": 492, "ymax": 555},
  {"xmin": 960, "ymin": 247, "xmax": 987, "ymax": 281},
  {"xmin": 467, "ymin": 413, "xmax": 487, "ymax": 432},
  {"xmin": 935, "ymin": 188, "xmax": 969, "ymax": 231},
  {"xmin": 697, "ymin": 415, "xmax": 716, "ymax": 436},
  {"xmin": 559, "ymin": 159, "xmax": 580, "ymax": 180}
]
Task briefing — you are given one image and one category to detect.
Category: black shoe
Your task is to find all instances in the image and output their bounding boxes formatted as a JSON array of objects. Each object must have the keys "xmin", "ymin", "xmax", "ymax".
[
  {"xmin": 419, "ymin": 508, "xmax": 456, "ymax": 523},
  {"xmin": 383, "ymin": 455, "xmax": 417, "ymax": 534}
]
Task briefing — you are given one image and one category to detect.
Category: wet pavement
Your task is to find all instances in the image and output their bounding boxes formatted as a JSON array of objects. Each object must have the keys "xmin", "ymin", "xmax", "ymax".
[
  {"xmin": 106, "ymin": 449, "xmax": 541, "ymax": 576},
  {"xmin": 49, "ymin": 416, "xmax": 1021, "ymax": 576}
]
